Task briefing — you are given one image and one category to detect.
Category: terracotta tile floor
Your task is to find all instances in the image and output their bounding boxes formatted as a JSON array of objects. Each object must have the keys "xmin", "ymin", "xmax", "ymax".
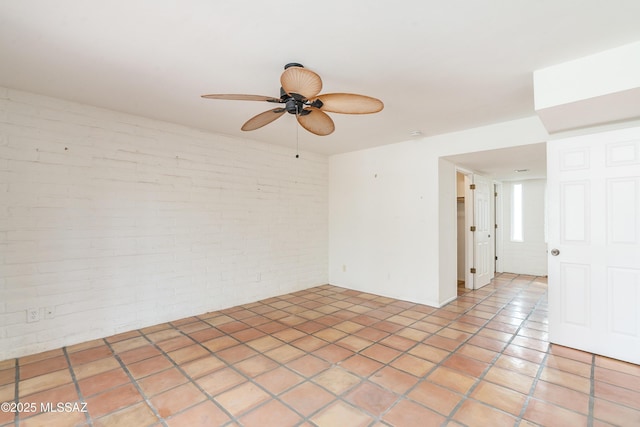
[{"xmin": 2, "ymin": 273, "xmax": 640, "ymax": 426}]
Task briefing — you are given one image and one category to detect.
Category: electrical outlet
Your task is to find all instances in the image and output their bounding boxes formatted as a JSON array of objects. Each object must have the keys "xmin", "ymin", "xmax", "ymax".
[
  {"xmin": 342, "ymin": 264, "xmax": 346, "ymax": 272},
  {"xmin": 27, "ymin": 308, "xmax": 40, "ymax": 323}
]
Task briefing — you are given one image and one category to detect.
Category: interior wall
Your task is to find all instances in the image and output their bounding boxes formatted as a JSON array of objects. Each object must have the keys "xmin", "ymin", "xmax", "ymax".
[
  {"xmin": 456, "ymin": 172, "xmax": 466, "ymax": 281},
  {"xmin": 438, "ymin": 158, "xmax": 459, "ymax": 305},
  {"xmin": 0, "ymin": 87, "xmax": 329, "ymax": 360},
  {"xmin": 500, "ymin": 179, "xmax": 548, "ymax": 276},
  {"xmin": 329, "ymin": 141, "xmax": 439, "ymax": 305},
  {"xmin": 329, "ymin": 116, "xmax": 551, "ymax": 307}
]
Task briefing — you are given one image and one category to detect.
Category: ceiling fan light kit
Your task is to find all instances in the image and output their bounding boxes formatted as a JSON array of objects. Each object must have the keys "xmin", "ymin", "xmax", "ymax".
[{"xmin": 202, "ymin": 63, "xmax": 383, "ymax": 136}]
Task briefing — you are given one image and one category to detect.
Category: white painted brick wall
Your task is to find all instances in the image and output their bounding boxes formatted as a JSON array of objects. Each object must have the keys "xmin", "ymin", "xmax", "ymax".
[{"xmin": 0, "ymin": 88, "xmax": 329, "ymax": 360}]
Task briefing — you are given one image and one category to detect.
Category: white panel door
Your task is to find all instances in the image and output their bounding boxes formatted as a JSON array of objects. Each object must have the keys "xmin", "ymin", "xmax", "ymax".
[
  {"xmin": 473, "ymin": 174, "xmax": 493, "ymax": 289},
  {"xmin": 548, "ymin": 127, "xmax": 640, "ymax": 364}
]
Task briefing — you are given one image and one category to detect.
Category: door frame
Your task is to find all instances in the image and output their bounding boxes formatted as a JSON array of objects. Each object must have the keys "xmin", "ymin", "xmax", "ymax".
[
  {"xmin": 472, "ymin": 173, "xmax": 496, "ymax": 289},
  {"xmin": 455, "ymin": 167, "xmax": 474, "ymax": 289},
  {"xmin": 494, "ymin": 181, "xmax": 503, "ymax": 274}
]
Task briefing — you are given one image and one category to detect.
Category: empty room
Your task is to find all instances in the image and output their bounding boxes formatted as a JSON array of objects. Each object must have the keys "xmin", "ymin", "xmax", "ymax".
[{"xmin": 1, "ymin": 1, "xmax": 640, "ymax": 426}]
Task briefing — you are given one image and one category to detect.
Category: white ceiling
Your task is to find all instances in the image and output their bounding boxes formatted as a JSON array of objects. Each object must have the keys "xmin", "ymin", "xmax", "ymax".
[
  {"xmin": 444, "ymin": 143, "xmax": 547, "ymax": 181},
  {"xmin": 1, "ymin": 1, "xmax": 640, "ymax": 157}
]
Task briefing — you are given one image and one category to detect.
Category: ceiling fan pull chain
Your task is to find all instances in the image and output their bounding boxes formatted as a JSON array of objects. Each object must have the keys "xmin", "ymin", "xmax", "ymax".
[{"xmin": 295, "ymin": 104, "xmax": 300, "ymax": 158}]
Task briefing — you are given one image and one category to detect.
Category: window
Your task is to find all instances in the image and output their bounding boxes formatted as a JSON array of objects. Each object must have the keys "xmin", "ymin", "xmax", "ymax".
[{"xmin": 511, "ymin": 183, "xmax": 523, "ymax": 241}]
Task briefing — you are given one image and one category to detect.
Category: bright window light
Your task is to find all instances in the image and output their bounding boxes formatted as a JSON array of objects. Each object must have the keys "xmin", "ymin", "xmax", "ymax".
[{"xmin": 512, "ymin": 183, "xmax": 523, "ymax": 241}]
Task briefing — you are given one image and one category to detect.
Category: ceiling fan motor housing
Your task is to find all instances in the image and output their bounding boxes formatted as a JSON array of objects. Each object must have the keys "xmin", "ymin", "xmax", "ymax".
[
  {"xmin": 284, "ymin": 62, "xmax": 304, "ymax": 70},
  {"xmin": 284, "ymin": 98, "xmax": 310, "ymax": 115}
]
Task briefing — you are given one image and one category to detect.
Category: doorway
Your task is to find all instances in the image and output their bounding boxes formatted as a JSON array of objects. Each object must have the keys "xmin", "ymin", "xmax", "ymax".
[
  {"xmin": 456, "ymin": 169, "xmax": 496, "ymax": 290},
  {"xmin": 447, "ymin": 143, "xmax": 547, "ymax": 293},
  {"xmin": 455, "ymin": 170, "xmax": 472, "ymax": 289}
]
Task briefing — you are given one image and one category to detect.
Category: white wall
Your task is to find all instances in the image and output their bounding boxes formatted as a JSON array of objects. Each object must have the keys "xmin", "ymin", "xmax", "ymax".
[
  {"xmin": 456, "ymin": 173, "xmax": 465, "ymax": 281},
  {"xmin": 500, "ymin": 180, "xmax": 548, "ymax": 276},
  {"xmin": 329, "ymin": 141, "xmax": 438, "ymax": 304},
  {"xmin": 534, "ymin": 40, "xmax": 640, "ymax": 110},
  {"xmin": 329, "ymin": 116, "xmax": 551, "ymax": 307},
  {"xmin": 438, "ymin": 158, "xmax": 459, "ymax": 304},
  {"xmin": 0, "ymin": 88, "xmax": 329, "ymax": 360},
  {"xmin": 534, "ymin": 40, "xmax": 640, "ymax": 133}
]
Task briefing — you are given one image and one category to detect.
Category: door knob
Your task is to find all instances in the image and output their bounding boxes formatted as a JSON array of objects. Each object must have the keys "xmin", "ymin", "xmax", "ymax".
[{"xmin": 550, "ymin": 248, "xmax": 560, "ymax": 256}]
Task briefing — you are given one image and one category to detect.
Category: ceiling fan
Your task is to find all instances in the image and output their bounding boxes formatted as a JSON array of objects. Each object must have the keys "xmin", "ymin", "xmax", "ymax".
[{"xmin": 201, "ymin": 63, "xmax": 384, "ymax": 136}]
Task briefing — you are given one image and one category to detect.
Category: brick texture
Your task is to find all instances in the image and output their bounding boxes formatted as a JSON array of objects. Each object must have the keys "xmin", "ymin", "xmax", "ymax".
[{"xmin": 0, "ymin": 88, "xmax": 328, "ymax": 360}]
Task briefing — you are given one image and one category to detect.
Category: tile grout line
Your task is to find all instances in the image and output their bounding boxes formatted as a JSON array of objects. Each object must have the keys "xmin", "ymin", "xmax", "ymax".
[
  {"xmin": 62, "ymin": 347, "xmax": 93, "ymax": 427},
  {"xmin": 224, "ymin": 289, "xmax": 428, "ymax": 422},
  {"xmin": 180, "ymin": 315, "xmax": 337, "ymax": 426},
  {"xmin": 133, "ymin": 330, "xmax": 237, "ymax": 426},
  {"xmin": 300, "ymin": 289, "xmax": 460, "ymax": 425},
  {"xmin": 445, "ymin": 275, "xmax": 548, "ymax": 424},
  {"xmin": 515, "ymin": 330, "xmax": 601, "ymax": 424},
  {"xmin": 194, "ymin": 305, "xmax": 335, "ymax": 424},
  {"xmin": 588, "ymin": 353, "xmax": 595, "ymax": 427},
  {"xmin": 139, "ymin": 322, "xmax": 308, "ymax": 426},
  {"xmin": 212, "ymin": 306, "xmax": 393, "ymax": 425},
  {"xmin": 204, "ymin": 289, "xmax": 449, "ymax": 425},
  {"xmin": 102, "ymin": 338, "xmax": 169, "ymax": 427},
  {"xmin": 12, "ymin": 359, "xmax": 18, "ymax": 427},
  {"xmin": 515, "ymin": 345, "xmax": 550, "ymax": 425},
  {"xmin": 309, "ymin": 293, "xmax": 460, "ymax": 424},
  {"xmin": 510, "ymin": 289, "xmax": 551, "ymax": 426},
  {"xmin": 370, "ymin": 274, "xmax": 542, "ymax": 424},
  {"xmin": 372, "ymin": 282, "xmax": 513, "ymax": 424}
]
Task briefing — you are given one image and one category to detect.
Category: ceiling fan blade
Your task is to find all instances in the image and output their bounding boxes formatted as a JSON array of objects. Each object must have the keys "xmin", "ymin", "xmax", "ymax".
[
  {"xmin": 280, "ymin": 67, "xmax": 322, "ymax": 100},
  {"xmin": 313, "ymin": 93, "xmax": 384, "ymax": 114},
  {"xmin": 296, "ymin": 107, "xmax": 335, "ymax": 136},
  {"xmin": 241, "ymin": 108, "xmax": 286, "ymax": 131},
  {"xmin": 201, "ymin": 94, "xmax": 281, "ymax": 102}
]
